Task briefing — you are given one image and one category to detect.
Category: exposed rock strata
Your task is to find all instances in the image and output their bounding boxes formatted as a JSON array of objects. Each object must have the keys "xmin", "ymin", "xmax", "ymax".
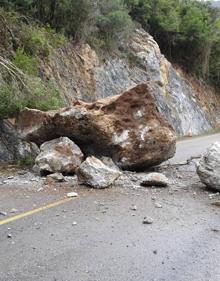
[
  {"xmin": 42, "ymin": 29, "xmax": 220, "ymax": 136},
  {"xmin": 0, "ymin": 120, "xmax": 39, "ymax": 163}
]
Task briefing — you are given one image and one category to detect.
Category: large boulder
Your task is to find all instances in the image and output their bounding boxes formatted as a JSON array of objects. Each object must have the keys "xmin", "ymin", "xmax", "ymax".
[
  {"xmin": 197, "ymin": 142, "xmax": 220, "ymax": 191},
  {"xmin": 17, "ymin": 84, "xmax": 176, "ymax": 170},
  {"xmin": 35, "ymin": 137, "xmax": 84, "ymax": 174},
  {"xmin": 76, "ymin": 156, "xmax": 121, "ymax": 188}
]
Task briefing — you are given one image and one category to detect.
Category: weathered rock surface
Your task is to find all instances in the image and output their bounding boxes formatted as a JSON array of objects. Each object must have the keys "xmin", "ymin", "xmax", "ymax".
[
  {"xmin": 35, "ymin": 137, "xmax": 83, "ymax": 174},
  {"xmin": 0, "ymin": 120, "xmax": 39, "ymax": 163},
  {"xmin": 42, "ymin": 29, "xmax": 220, "ymax": 136},
  {"xmin": 17, "ymin": 84, "xmax": 176, "ymax": 170},
  {"xmin": 140, "ymin": 172, "xmax": 169, "ymax": 187},
  {"xmin": 76, "ymin": 156, "xmax": 121, "ymax": 189},
  {"xmin": 197, "ymin": 142, "xmax": 220, "ymax": 191}
]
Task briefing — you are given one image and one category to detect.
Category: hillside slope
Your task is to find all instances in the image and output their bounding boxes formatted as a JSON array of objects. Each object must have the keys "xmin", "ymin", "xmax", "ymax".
[{"xmin": 41, "ymin": 29, "xmax": 220, "ymax": 136}]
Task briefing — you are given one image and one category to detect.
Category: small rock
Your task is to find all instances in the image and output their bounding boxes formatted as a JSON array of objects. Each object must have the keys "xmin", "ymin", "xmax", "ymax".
[
  {"xmin": 153, "ymin": 250, "xmax": 157, "ymax": 255},
  {"xmin": 7, "ymin": 176, "xmax": 14, "ymax": 179},
  {"xmin": 209, "ymin": 193, "xmax": 219, "ymax": 199},
  {"xmin": 141, "ymin": 173, "xmax": 169, "ymax": 187},
  {"xmin": 7, "ymin": 234, "xmax": 12, "ymax": 238},
  {"xmin": 46, "ymin": 173, "xmax": 65, "ymax": 183},
  {"xmin": 72, "ymin": 221, "xmax": 77, "ymax": 226},
  {"xmin": 10, "ymin": 208, "xmax": 18, "ymax": 213},
  {"xmin": 143, "ymin": 217, "xmax": 154, "ymax": 224},
  {"xmin": 0, "ymin": 211, "xmax": 7, "ymax": 216},
  {"xmin": 67, "ymin": 192, "xmax": 78, "ymax": 198},
  {"xmin": 154, "ymin": 203, "xmax": 162, "ymax": 208},
  {"xmin": 130, "ymin": 205, "xmax": 137, "ymax": 211},
  {"xmin": 17, "ymin": 171, "xmax": 26, "ymax": 175},
  {"xmin": 30, "ymin": 178, "xmax": 38, "ymax": 182}
]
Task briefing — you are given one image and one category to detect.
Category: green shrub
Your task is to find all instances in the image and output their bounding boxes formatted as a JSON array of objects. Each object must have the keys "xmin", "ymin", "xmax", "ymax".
[
  {"xmin": 0, "ymin": 82, "xmax": 22, "ymax": 119},
  {"xmin": 0, "ymin": 66, "xmax": 63, "ymax": 120},
  {"xmin": 26, "ymin": 78, "xmax": 63, "ymax": 111},
  {"xmin": 12, "ymin": 48, "xmax": 39, "ymax": 76},
  {"xmin": 19, "ymin": 155, "xmax": 35, "ymax": 167},
  {"xmin": 20, "ymin": 26, "xmax": 50, "ymax": 57}
]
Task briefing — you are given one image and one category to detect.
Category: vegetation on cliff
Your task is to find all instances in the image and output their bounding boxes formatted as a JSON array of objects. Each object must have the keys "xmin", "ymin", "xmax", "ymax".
[{"xmin": 0, "ymin": 0, "xmax": 220, "ymax": 119}]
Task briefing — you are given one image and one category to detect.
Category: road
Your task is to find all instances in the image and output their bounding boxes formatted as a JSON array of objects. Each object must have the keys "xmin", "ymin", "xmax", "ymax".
[
  {"xmin": 0, "ymin": 133, "xmax": 220, "ymax": 281},
  {"xmin": 171, "ymin": 132, "xmax": 220, "ymax": 164}
]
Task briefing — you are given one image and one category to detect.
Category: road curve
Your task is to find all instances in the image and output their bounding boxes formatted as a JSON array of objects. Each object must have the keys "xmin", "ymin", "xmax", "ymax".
[{"xmin": 170, "ymin": 132, "xmax": 220, "ymax": 164}]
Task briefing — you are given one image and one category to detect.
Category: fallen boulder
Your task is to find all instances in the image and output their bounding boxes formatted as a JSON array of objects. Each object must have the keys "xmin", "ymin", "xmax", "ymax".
[
  {"xmin": 17, "ymin": 84, "xmax": 176, "ymax": 170},
  {"xmin": 197, "ymin": 142, "xmax": 220, "ymax": 191},
  {"xmin": 35, "ymin": 137, "xmax": 83, "ymax": 174},
  {"xmin": 76, "ymin": 156, "xmax": 121, "ymax": 188},
  {"xmin": 140, "ymin": 172, "xmax": 169, "ymax": 187}
]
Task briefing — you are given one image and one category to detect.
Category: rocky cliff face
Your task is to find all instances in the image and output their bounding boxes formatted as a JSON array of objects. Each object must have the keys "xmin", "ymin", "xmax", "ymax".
[{"xmin": 42, "ymin": 29, "xmax": 220, "ymax": 137}]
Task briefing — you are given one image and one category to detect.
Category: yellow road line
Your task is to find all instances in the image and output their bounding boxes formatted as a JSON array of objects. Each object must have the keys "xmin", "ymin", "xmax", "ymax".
[{"xmin": 0, "ymin": 197, "xmax": 76, "ymax": 226}]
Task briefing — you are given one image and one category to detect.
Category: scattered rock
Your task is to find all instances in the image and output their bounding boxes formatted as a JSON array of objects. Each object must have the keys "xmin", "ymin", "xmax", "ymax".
[
  {"xmin": 0, "ymin": 211, "xmax": 7, "ymax": 216},
  {"xmin": 17, "ymin": 84, "xmax": 176, "ymax": 170},
  {"xmin": 76, "ymin": 156, "xmax": 121, "ymax": 189},
  {"xmin": 46, "ymin": 173, "xmax": 65, "ymax": 183},
  {"xmin": 17, "ymin": 170, "xmax": 27, "ymax": 175},
  {"xmin": 35, "ymin": 137, "xmax": 84, "ymax": 175},
  {"xmin": 141, "ymin": 173, "xmax": 169, "ymax": 187},
  {"xmin": 67, "ymin": 192, "xmax": 78, "ymax": 198},
  {"xmin": 10, "ymin": 208, "xmax": 18, "ymax": 213},
  {"xmin": 130, "ymin": 205, "xmax": 137, "ymax": 211},
  {"xmin": 197, "ymin": 142, "xmax": 220, "ymax": 191},
  {"xmin": 143, "ymin": 217, "xmax": 154, "ymax": 224},
  {"xmin": 154, "ymin": 202, "xmax": 162, "ymax": 208},
  {"xmin": 209, "ymin": 192, "xmax": 219, "ymax": 199}
]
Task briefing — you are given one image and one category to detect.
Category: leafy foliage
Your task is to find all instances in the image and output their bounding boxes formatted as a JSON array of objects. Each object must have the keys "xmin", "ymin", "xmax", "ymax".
[
  {"xmin": 126, "ymin": 0, "xmax": 220, "ymax": 87},
  {"xmin": 0, "ymin": 56, "xmax": 63, "ymax": 119},
  {"xmin": 0, "ymin": 0, "xmax": 220, "ymax": 91},
  {"xmin": 13, "ymin": 48, "xmax": 39, "ymax": 75}
]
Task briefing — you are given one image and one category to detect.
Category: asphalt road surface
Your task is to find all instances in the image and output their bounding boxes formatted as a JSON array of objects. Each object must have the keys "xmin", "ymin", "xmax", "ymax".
[
  {"xmin": 0, "ymin": 133, "xmax": 220, "ymax": 281},
  {"xmin": 171, "ymin": 132, "xmax": 220, "ymax": 164}
]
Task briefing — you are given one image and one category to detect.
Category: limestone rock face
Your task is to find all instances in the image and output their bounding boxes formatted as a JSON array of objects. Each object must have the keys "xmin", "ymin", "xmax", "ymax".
[
  {"xmin": 0, "ymin": 120, "xmax": 39, "ymax": 163},
  {"xmin": 17, "ymin": 84, "xmax": 176, "ymax": 170},
  {"xmin": 35, "ymin": 137, "xmax": 83, "ymax": 174},
  {"xmin": 197, "ymin": 142, "xmax": 220, "ymax": 191},
  {"xmin": 42, "ymin": 29, "xmax": 220, "ymax": 136},
  {"xmin": 76, "ymin": 156, "xmax": 121, "ymax": 188}
]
